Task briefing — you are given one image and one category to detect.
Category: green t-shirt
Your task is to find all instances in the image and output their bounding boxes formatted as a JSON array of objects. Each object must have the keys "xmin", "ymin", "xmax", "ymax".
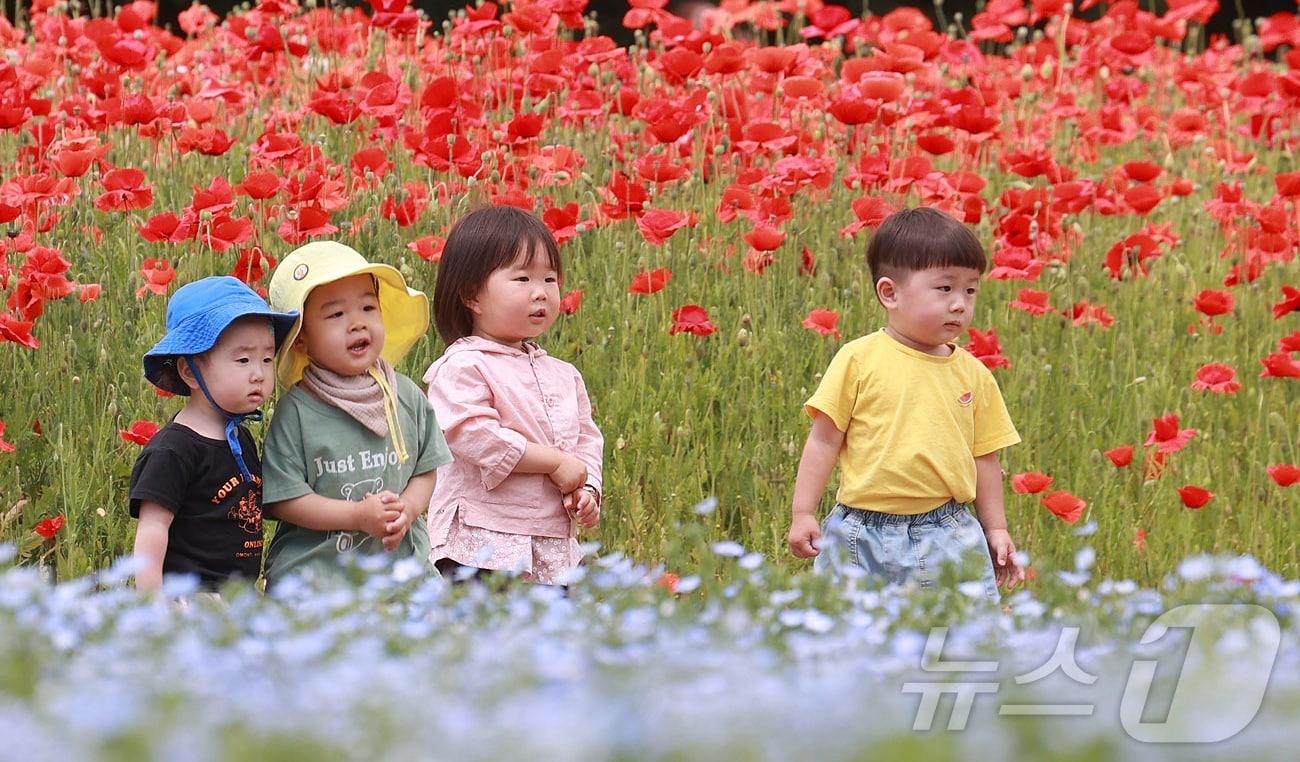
[{"xmin": 261, "ymin": 374, "xmax": 453, "ymax": 586}]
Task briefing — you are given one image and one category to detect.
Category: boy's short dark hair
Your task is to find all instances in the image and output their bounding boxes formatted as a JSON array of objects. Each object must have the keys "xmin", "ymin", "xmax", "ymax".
[
  {"xmin": 433, "ymin": 205, "xmax": 563, "ymax": 344},
  {"xmin": 867, "ymin": 207, "xmax": 987, "ymax": 287}
]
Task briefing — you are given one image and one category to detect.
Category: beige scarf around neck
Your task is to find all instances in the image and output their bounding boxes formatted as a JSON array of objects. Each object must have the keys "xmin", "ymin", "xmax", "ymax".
[{"xmin": 299, "ymin": 357, "xmax": 409, "ymax": 464}]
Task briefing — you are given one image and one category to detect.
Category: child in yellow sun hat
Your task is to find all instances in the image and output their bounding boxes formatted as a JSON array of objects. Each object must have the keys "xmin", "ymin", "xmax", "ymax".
[{"xmin": 260, "ymin": 241, "xmax": 452, "ymax": 587}]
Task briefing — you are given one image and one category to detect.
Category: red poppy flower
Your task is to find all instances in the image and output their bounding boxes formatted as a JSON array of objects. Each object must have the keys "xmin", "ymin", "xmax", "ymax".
[
  {"xmin": 236, "ymin": 171, "xmax": 282, "ymax": 200},
  {"xmin": 138, "ymin": 212, "xmax": 196, "ymax": 244},
  {"xmin": 136, "ymin": 258, "xmax": 177, "ymax": 298},
  {"xmin": 1011, "ymin": 472, "xmax": 1054, "ymax": 494},
  {"xmin": 278, "ymin": 205, "xmax": 339, "ymax": 244},
  {"xmin": 1281, "ymin": 331, "xmax": 1300, "ymax": 353},
  {"xmin": 744, "ymin": 224, "xmax": 786, "ymax": 252},
  {"xmin": 559, "ymin": 289, "xmax": 583, "ymax": 315},
  {"xmin": 1120, "ymin": 180, "xmax": 1165, "ymax": 214},
  {"xmin": 0, "ymin": 420, "xmax": 15, "ymax": 453},
  {"xmin": 1134, "ymin": 527, "xmax": 1147, "ymax": 552},
  {"xmin": 381, "ymin": 183, "xmax": 430, "ymax": 228},
  {"xmin": 658, "ymin": 47, "xmax": 704, "ymax": 84},
  {"xmin": 231, "ymin": 247, "xmax": 278, "ymax": 285},
  {"xmin": 408, "ymin": 236, "xmax": 445, "ymax": 264},
  {"xmin": 802, "ymin": 309, "xmax": 841, "ymax": 339},
  {"xmin": 0, "ymin": 312, "xmax": 39, "ymax": 349},
  {"xmin": 34, "ymin": 514, "xmax": 65, "ymax": 539},
  {"xmin": 1104, "ymin": 233, "xmax": 1164, "ymax": 280},
  {"xmin": 636, "ymin": 209, "xmax": 696, "ymax": 246},
  {"xmin": 177, "ymin": 127, "xmax": 235, "ymax": 156},
  {"xmin": 1041, "ymin": 490, "xmax": 1087, "ymax": 523},
  {"xmin": 1267, "ymin": 464, "xmax": 1300, "ymax": 487},
  {"xmin": 95, "ymin": 168, "xmax": 155, "ymax": 212},
  {"xmin": 1193, "ymin": 289, "xmax": 1234, "ymax": 317},
  {"xmin": 78, "ymin": 284, "xmax": 102, "ymax": 303},
  {"xmin": 1273, "ymin": 286, "xmax": 1300, "ymax": 319},
  {"xmin": 1144, "ymin": 413, "xmax": 1197, "ymax": 454},
  {"xmin": 1105, "ymin": 445, "xmax": 1136, "ymax": 468},
  {"xmin": 829, "ymin": 95, "xmax": 876, "ymax": 126},
  {"xmin": 120, "ymin": 420, "xmax": 161, "ymax": 446},
  {"xmin": 1259, "ymin": 351, "xmax": 1300, "ymax": 378},
  {"xmin": 669, "ymin": 304, "xmax": 717, "ymax": 337},
  {"xmin": 1008, "ymin": 288, "xmax": 1054, "ymax": 316},
  {"xmin": 1275, "ymin": 171, "xmax": 1300, "ymax": 197},
  {"xmin": 801, "ymin": 247, "xmax": 817, "ymax": 276},
  {"xmin": 201, "ymin": 215, "xmax": 255, "ymax": 253},
  {"xmin": 541, "ymin": 203, "xmax": 593, "ymax": 246},
  {"xmin": 50, "ymin": 135, "xmax": 110, "ymax": 178},
  {"xmin": 965, "ymin": 327, "xmax": 1011, "ymax": 370},
  {"xmin": 1176, "ymin": 485, "xmax": 1215, "ymax": 509},
  {"xmin": 1122, "ymin": 161, "xmax": 1163, "ymax": 182},
  {"xmin": 188, "ymin": 177, "xmax": 235, "ymax": 218},
  {"xmin": 1191, "ymin": 363, "xmax": 1242, "ymax": 394},
  {"xmin": 1070, "ymin": 301, "xmax": 1116, "ymax": 328},
  {"xmin": 840, "ymin": 196, "xmax": 898, "ymax": 238},
  {"xmin": 629, "ymin": 268, "xmax": 673, "ymax": 295},
  {"xmin": 179, "ymin": 2, "xmax": 218, "ymax": 34}
]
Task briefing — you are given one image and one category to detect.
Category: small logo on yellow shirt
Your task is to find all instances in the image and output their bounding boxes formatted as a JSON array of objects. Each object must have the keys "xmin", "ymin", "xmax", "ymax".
[{"xmin": 958, "ymin": 391, "xmax": 974, "ymax": 407}]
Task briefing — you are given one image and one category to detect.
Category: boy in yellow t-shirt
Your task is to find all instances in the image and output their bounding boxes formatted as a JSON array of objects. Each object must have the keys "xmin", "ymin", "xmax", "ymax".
[{"xmin": 788, "ymin": 207, "xmax": 1026, "ymax": 600}]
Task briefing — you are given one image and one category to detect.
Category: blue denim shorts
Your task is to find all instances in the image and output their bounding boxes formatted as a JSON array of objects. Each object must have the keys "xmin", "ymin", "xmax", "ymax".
[{"xmin": 814, "ymin": 499, "xmax": 1000, "ymax": 601}]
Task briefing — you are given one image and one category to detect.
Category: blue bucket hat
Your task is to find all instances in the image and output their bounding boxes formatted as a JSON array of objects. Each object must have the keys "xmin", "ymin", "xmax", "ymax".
[
  {"xmin": 144, "ymin": 276, "xmax": 299, "ymax": 396},
  {"xmin": 143, "ymin": 276, "xmax": 298, "ymax": 482}
]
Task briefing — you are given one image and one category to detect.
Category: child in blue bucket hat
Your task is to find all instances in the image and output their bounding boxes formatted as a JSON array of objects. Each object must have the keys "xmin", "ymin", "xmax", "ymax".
[{"xmin": 128, "ymin": 276, "xmax": 297, "ymax": 592}]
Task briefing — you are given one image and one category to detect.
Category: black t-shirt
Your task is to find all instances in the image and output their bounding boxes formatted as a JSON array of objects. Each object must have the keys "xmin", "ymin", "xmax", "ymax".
[{"xmin": 128, "ymin": 421, "xmax": 265, "ymax": 587}]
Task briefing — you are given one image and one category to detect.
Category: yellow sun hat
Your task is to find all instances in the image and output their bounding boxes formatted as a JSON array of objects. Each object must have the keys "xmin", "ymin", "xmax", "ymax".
[{"xmin": 268, "ymin": 240, "xmax": 429, "ymax": 387}]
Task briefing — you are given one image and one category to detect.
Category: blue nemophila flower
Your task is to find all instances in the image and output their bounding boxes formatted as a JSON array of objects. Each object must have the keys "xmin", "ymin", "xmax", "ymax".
[{"xmin": 711, "ymin": 540, "xmax": 744, "ymax": 557}]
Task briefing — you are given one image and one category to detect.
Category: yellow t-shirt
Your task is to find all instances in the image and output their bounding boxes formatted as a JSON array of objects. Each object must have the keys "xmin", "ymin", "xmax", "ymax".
[{"xmin": 805, "ymin": 329, "xmax": 1021, "ymax": 515}]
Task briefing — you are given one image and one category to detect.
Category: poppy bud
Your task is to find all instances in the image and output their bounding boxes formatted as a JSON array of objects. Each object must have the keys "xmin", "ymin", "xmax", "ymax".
[
  {"xmin": 615, "ymin": 437, "xmax": 627, "ymax": 451},
  {"xmin": 736, "ymin": 327, "xmax": 750, "ymax": 347},
  {"xmin": 72, "ymin": 376, "xmax": 81, "ymax": 385}
]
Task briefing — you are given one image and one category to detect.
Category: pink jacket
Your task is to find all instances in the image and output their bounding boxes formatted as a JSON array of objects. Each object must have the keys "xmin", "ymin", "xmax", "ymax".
[{"xmin": 424, "ymin": 336, "xmax": 604, "ymax": 541}]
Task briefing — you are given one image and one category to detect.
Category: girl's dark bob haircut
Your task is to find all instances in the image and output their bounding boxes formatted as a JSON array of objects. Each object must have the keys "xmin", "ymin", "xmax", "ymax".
[
  {"xmin": 433, "ymin": 205, "xmax": 563, "ymax": 344},
  {"xmin": 866, "ymin": 206, "xmax": 987, "ymax": 288}
]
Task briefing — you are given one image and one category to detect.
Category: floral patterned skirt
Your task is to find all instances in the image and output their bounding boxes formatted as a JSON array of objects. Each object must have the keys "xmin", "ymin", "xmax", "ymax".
[{"xmin": 430, "ymin": 507, "xmax": 582, "ymax": 586}]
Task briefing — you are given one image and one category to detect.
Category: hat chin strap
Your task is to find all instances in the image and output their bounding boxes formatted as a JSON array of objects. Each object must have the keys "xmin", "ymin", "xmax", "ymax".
[{"xmin": 188, "ymin": 359, "xmax": 261, "ymax": 483}]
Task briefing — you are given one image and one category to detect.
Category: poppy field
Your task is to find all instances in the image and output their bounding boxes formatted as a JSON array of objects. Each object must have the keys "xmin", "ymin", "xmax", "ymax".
[{"xmin": 1, "ymin": 0, "xmax": 1299, "ymax": 590}]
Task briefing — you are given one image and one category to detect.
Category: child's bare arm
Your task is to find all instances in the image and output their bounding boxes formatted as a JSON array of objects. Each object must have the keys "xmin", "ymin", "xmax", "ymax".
[
  {"xmin": 133, "ymin": 502, "xmax": 173, "ymax": 591},
  {"xmin": 514, "ymin": 442, "xmax": 587, "ymax": 493},
  {"xmin": 788, "ymin": 412, "xmax": 846, "ymax": 558},
  {"xmin": 266, "ymin": 492, "xmax": 398, "ymax": 539},
  {"xmin": 974, "ymin": 451, "xmax": 1025, "ymax": 589}
]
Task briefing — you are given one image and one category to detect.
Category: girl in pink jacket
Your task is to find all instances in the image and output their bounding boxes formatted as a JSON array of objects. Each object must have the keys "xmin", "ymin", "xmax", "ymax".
[{"xmin": 424, "ymin": 206, "xmax": 603, "ymax": 585}]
